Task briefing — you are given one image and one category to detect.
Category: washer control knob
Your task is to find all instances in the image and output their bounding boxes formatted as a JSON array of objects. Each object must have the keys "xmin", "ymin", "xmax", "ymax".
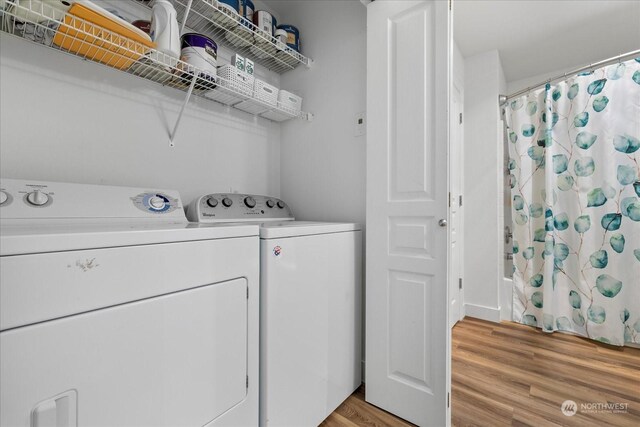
[
  {"xmin": 244, "ymin": 196, "xmax": 256, "ymax": 208},
  {"xmin": 149, "ymin": 196, "xmax": 166, "ymax": 210},
  {"xmin": 206, "ymin": 197, "xmax": 218, "ymax": 208},
  {"xmin": 26, "ymin": 190, "xmax": 49, "ymax": 206},
  {"xmin": 222, "ymin": 197, "xmax": 233, "ymax": 207},
  {"xmin": 266, "ymin": 199, "xmax": 275, "ymax": 208},
  {"xmin": 277, "ymin": 200, "xmax": 285, "ymax": 209},
  {"xmin": 0, "ymin": 191, "xmax": 8, "ymax": 205}
]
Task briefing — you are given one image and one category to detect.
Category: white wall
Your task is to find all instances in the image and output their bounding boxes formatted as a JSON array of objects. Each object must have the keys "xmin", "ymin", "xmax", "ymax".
[
  {"xmin": 268, "ymin": 0, "xmax": 367, "ymax": 372},
  {"xmin": 272, "ymin": 0, "xmax": 366, "ymax": 225},
  {"xmin": 462, "ymin": 49, "xmax": 505, "ymax": 323},
  {"xmin": 0, "ymin": 6, "xmax": 281, "ymax": 204}
]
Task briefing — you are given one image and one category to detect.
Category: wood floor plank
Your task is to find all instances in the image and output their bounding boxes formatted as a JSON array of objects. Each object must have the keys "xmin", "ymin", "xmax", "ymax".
[
  {"xmin": 321, "ymin": 413, "xmax": 361, "ymax": 427},
  {"xmin": 320, "ymin": 318, "xmax": 640, "ymax": 426}
]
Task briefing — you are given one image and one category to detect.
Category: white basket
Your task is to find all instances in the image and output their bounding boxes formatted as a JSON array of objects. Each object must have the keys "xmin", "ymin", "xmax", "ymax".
[
  {"xmin": 254, "ymin": 79, "xmax": 278, "ymax": 105},
  {"xmin": 204, "ymin": 64, "xmax": 253, "ymax": 105},
  {"xmin": 278, "ymin": 90, "xmax": 303, "ymax": 113},
  {"xmin": 219, "ymin": 64, "xmax": 254, "ymax": 94}
]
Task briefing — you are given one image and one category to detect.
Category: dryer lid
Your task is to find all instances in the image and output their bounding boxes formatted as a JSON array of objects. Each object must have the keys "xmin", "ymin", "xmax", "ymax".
[{"xmin": 259, "ymin": 221, "xmax": 361, "ymax": 239}]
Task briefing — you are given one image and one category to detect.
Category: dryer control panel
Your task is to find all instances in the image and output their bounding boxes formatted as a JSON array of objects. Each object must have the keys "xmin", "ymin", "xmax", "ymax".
[
  {"xmin": 0, "ymin": 179, "xmax": 185, "ymax": 220},
  {"xmin": 186, "ymin": 193, "xmax": 294, "ymax": 223}
]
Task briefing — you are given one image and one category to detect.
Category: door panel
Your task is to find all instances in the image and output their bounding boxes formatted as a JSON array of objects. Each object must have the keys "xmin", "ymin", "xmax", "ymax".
[{"xmin": 366, "ymin": 0, "xmax": 450, "ymax": 425}]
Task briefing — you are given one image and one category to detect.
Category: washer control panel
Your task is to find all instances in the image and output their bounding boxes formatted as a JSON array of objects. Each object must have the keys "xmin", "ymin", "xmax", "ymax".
[
  {"xmin": 186, "ymin": 193, "xmax": 294, "ymax": 223},
  {"xmin": 130, "ymin": 192, "xmax": 180, "ymax": 214},
  {"xmin": 0, "ymin": 179, "xmax": 186, "ymax": 220}
]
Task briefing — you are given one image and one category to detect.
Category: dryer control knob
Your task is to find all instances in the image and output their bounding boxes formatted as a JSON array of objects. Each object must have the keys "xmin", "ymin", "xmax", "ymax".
[
  {"xmin": 0, "ymin": 191, "xmax": 7, "ymax": 205},
  {"xmin": 206, "ymin": 197, "xmax": 219, "ymax": 208},
  {"xmin": 266, "ymin": 199, "xmax": 275, "ymax": 208},
  {"xmin": 26, "ymin": 190, "xmax": 49, "ymax": 206},
  {"xmin": 244, "ymin": 196, "xmax": 256, "ymax": 208},
  {"xmin": 277, "ymin": 201, "xmax": 285, "ymax": 209},
  {"xmin": 149, "ymin": 196, "xmax": 166, "ymax": 210},
  {"xmin": 222, "ymin": 197, "xmax": 233, "ymax": 207}
]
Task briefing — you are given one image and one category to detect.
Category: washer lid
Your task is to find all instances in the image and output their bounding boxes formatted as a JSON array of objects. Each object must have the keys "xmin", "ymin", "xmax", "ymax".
[
  {"xmin": 259, "ymin": 221, "xmax": 361, "ymax": 239},
  {"xmin": 0, "ymin": 221, "xmax": 259, "ymax": 255}
]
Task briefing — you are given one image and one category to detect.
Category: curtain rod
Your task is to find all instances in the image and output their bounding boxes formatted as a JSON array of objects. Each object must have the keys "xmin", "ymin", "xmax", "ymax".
[{"xmin": 500, "ymin": 49, "xmax": 640, "ymax": 105}]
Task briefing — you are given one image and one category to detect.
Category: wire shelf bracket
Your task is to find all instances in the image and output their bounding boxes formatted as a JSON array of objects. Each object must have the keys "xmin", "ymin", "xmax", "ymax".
[{"xmin": 169, "ymin": 76, "xmax": 198, "ymax": 147}]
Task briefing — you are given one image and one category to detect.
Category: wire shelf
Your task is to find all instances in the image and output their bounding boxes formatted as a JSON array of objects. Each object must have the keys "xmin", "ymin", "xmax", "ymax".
[
  {"xmin": 132, "ymin": 0, "xmax": 312, "ymax": 74},
  {"xmin": 0, "ymin": 0, "xmax": 311, "ymax": 127}
]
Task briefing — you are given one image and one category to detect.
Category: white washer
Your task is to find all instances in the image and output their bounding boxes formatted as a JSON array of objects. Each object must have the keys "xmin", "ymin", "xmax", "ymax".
[
  {"xmin": 186, "ymin": 193, "xmax": 362, "ymax": 427},
  {"xmin": 0, "ymin": 179, "xmax": 259, "ymax": 427}
]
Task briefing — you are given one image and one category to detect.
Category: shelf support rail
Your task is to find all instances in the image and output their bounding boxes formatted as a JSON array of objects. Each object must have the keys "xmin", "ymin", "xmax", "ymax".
[
  {"xmin": 169, "ymin": 76, "xmax": 198, "ymax": 147},
  {"xmin": 180, "ymin": 0, "xmax": 194, "ymax": 34}
]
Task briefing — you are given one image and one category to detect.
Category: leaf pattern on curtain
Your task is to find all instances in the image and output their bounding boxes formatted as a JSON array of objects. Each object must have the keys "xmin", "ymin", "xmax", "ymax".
[{"xmin": 506, "ymin": 58, "xmax": 640, "ymax": 346}]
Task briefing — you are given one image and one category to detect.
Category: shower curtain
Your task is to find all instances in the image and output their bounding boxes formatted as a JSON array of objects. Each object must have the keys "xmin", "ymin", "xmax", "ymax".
[{"xmin": 506, "ymin": 58, "xmax": 640, "ymax": 346}]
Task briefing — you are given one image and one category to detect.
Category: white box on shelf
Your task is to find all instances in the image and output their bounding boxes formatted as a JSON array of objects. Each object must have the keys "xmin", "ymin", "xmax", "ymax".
[
  {"xmin": 204, "ymin": 64, "xmax": 254, "ymax": 105},
  {"xmin": 245, "ymin": 58, "xmax": 254, "ymax": 75},
  {"xmin": 218, "ymin": 64, "xmax": 254, "ymax": 93},
  {"xmin": 277, "ymin": 90, "xmax": 302, "ymax": 113},
  {"xmin": 253, "ymin": 79, "xmax": 278, "ymax": 105},
  {"xmin": 231, "ymin": 53, "xmax": 245, "ymax": 72}
]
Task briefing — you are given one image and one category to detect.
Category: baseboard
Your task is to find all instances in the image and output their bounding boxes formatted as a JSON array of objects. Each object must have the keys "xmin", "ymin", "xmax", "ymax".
[{"xmin": 464, "ymin": 303, "xmax": 501, "ymax": 323}]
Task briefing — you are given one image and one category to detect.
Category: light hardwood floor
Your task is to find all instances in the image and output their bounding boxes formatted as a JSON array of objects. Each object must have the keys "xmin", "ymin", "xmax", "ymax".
[{"xmin": 321, "ymin": 317, "xmax": 640, "ymax": 427}]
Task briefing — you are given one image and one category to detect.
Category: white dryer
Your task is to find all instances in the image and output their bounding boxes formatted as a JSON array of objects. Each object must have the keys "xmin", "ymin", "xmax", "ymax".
[
  {"xmin": 186, "ymin": 193, "xmax": 362, "ymax": 427},
  {"xmin": 0, "ymin": 179, "xmax": 259, "ymax": 427}
]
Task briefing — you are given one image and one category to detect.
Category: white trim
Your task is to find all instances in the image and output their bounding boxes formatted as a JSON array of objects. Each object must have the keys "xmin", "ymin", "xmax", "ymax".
[
  {"xmin": 500, "ymin": 277, "xmax": 513, "ymax": 321},
  {"xmin": 463, "ymin": 303, "xmax": 501, "ymax": 323}
]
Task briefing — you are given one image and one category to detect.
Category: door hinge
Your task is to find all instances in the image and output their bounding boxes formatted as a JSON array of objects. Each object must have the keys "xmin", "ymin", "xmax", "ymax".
[
  {"xmin": 459, "ymin": 278, "xmax": 462, "ymax": 289},
  {"xmin": 247, "ymin": 288, "xmax": 249, "ymax": 299},
  {"xmin": 246, "ymin": 375, "xmax": 249, "ymax": 388},
  {"xmin": 459, "ymin": 195, "xmax": 463, "ymax": 206},
  {"xmin": 447, "ymin": 392, "xmax": 450, "ymax": 408},
  {"xmin": 459, "ymin": 112, "xmax": 462, "ymax": 124},
  {"xmin": 448, "ymin": 192, "xmax": 451, "ymax": 207}
]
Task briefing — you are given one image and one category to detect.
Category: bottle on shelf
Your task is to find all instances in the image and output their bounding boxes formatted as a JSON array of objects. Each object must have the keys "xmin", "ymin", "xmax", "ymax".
[{"xmin": 150, "ymin": 0, "xmax": 180, "ymax": 61}]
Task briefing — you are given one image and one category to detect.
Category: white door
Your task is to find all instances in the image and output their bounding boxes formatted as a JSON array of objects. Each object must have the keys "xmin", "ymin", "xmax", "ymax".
[
  {"xmin": 365, "ymin": 0, "xmax": 450, "ymax": 426},
  {"xmin": 449, "ymin": 83, "xmax": 463, "ymax": 328}
]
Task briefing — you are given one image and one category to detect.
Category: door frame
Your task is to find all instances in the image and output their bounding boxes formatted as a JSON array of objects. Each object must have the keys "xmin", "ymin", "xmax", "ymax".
[{"xmin": 449, "ymin": 80, "xmax": 465, "ymax": 326}]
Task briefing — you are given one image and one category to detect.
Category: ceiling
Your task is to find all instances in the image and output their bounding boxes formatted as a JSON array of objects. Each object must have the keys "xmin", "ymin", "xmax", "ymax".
[{"xmin": 454, "ymin": 0, "xmax": 640, "ymax": 83}]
